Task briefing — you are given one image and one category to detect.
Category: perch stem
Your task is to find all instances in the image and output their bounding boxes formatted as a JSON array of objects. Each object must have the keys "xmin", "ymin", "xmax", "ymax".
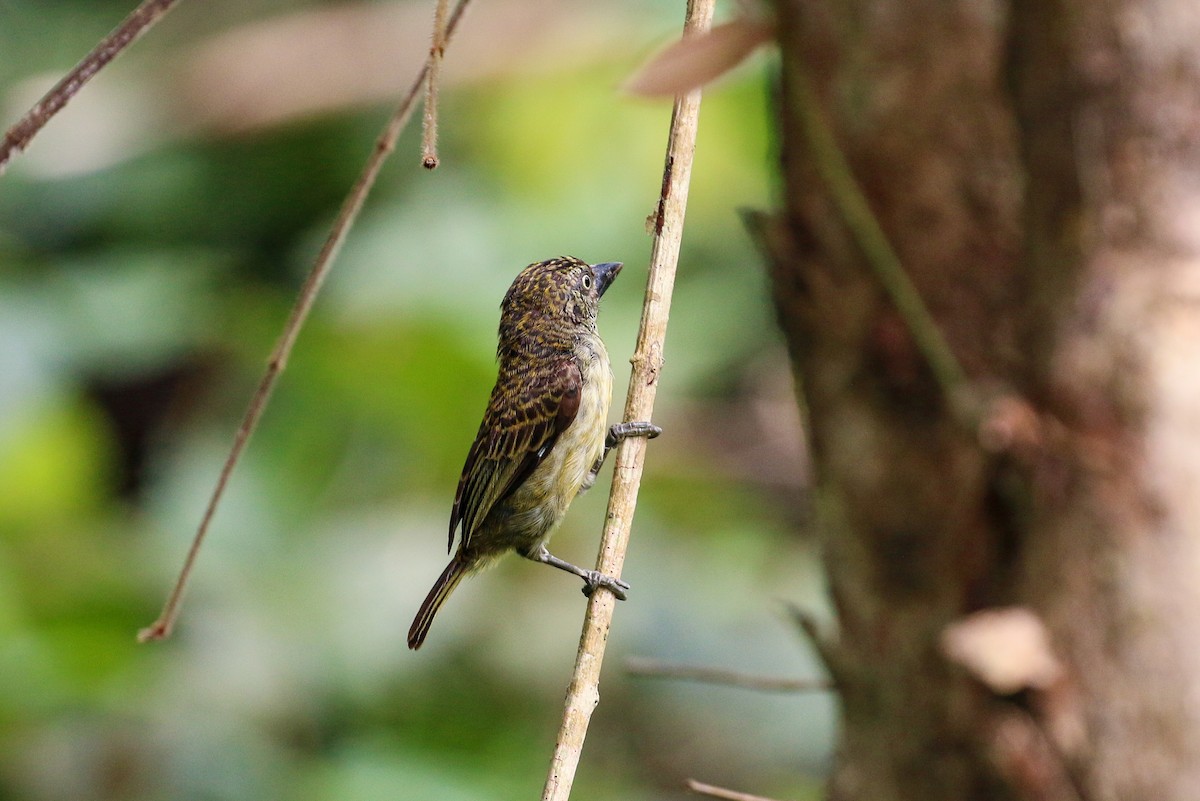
[{"xmin": 539, "ymin": 0, "xmax": 714, "ymax": 797}]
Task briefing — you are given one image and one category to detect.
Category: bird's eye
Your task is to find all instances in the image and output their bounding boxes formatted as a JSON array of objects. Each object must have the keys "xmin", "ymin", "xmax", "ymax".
[{"xmin": 582, "ymin": 275, "xmax": 593, "ymax": 289}]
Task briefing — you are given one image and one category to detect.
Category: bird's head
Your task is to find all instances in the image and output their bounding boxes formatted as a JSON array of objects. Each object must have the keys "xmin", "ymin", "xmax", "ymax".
[{"xmin": 500, "ymin": 257, "xmax": 622, "ymax": 336}]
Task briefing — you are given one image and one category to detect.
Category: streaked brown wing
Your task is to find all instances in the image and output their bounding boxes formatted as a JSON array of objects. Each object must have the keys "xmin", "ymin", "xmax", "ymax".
[{"xmin": 448, "ymin": 358, "xmax": 582, "ymax": 553}]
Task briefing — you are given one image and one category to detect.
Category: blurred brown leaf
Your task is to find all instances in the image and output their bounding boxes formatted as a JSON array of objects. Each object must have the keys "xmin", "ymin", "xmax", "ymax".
[
  {"xmin": 941, "ymin": 607, "xmax": 1064, "ymax": 695},
  {"xmin": 624, "ymin": 17, "xmax": 774, "ymax": 98}
]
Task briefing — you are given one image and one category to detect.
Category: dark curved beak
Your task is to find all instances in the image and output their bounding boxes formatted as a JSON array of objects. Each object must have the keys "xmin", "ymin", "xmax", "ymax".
[{"xmin": 592, "ymin": 261, "xmax": 623, "ymax": 297}]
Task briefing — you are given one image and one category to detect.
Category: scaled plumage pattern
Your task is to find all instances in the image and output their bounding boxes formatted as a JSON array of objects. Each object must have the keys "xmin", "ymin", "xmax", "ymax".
[{"xmin": 408, "ymin": 256, "xmax": 659, "ymax": 650}]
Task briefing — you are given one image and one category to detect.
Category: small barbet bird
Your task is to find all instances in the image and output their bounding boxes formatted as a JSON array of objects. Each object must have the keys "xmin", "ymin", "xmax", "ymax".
[{"xmin": 407, "ymin": 256, "xmax": 660, "ymax": 650}]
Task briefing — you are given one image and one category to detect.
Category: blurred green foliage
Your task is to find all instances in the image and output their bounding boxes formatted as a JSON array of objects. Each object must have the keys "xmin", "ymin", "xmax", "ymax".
[{"xmin": 0, "ymin": 1, "xmax": 830, "ymax": 799}]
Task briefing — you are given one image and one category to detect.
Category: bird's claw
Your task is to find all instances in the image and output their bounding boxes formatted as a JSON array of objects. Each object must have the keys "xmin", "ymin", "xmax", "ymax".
[
  {"xmin": 581, "ymin": 571, "xmax": 630, "ymax": 601},
  {"xmin": 606, "ymin": 421, "xmax": 662, "ymax": 449}
]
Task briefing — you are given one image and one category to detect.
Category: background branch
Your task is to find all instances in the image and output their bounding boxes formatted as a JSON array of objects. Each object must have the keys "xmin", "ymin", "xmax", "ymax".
[
  {"xmin": 421, "ymin": 0, "xmax": 449, "ymax": 169},
  {"xmin": 686, "ymin": 779, "xmax": 791, "ymax": 801},
  {"xmin": 539, "ymin": 0, "xmax": 714, "ymax": 797},
  {"xmin": 0, "ymin": 0, "xmax": 183, "ymax": 175},
  {"xmin": 786, "ymin": 61, "xmax": 971, "ymax": 417},
  {"xmin": 137, "ymin": 0, "xmax": 474, "ymax": 643},
  {"xmin": 626, "ymin": 656, "xmax": 831, "ymax": 692}
]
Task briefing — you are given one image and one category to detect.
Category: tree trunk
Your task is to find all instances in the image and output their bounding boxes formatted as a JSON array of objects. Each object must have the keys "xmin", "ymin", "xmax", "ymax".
[{"xmin": 767, "ymin": 0, "xmax": 1200, "ymax": 798}]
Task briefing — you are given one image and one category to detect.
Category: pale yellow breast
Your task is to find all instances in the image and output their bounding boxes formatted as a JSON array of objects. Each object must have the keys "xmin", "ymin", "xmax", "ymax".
[{"xmin": 506, "ymin": 332, "xmax": 612, "ymax": 543}]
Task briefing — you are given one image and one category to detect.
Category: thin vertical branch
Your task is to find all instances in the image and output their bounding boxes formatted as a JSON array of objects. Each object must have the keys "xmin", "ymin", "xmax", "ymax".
[
  {"xmin": 137, "ymin": 0, "xmax": 474, "ymax": 643},
  {"xmin": 422, "ymin": 0, "xmax": 449, "ymax": 169},
  {"xmin": 539, "ymin": 0, "xmax": 714, "ymax": 797},
  {"xmin": 0, "ymin": 0, "xmax": 183, "ymax": 175}
]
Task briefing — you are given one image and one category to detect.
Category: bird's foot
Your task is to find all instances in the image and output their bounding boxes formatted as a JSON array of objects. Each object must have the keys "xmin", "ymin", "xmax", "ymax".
[
  {"xmin": 529, "ymin": 546, "xmax": 630, "ymax": 600},
  {"xmin": 605, "ymin": 421, "xmax": 662, "ymax": 449},
  {"xmin": 581, "ymin": 570, "xmax": 630, "ymax": 601}
]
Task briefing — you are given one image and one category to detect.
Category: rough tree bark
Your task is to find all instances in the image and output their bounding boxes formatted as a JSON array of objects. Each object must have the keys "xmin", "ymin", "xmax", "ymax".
[{"xmin": 767, "ymin": 0, "xmax": 1200, "ymax": 799}]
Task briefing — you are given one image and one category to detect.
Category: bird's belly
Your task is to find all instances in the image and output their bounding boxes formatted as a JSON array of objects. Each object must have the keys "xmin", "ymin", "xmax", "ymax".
[{"xmin": 504, "ymin": 343, "xmax": 612, "ymax": 546}]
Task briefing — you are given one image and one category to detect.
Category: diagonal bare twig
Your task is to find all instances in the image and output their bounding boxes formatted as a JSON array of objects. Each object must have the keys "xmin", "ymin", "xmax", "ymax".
[
  {"xmin": 0, "ymin": 0, "xmax": 183, "ymax": 175},
  {"xmin": 626, "ymin": 657, "xmax": 831, "ymax": 693},
  {"xmin": 687, "ymin": 779, "xmax": 792, "ymax": 801},
  {"xmin": 539, "ymin": 0, "xmax": 714, "ymax": 798},
  {"xmin": 137, "ymin": 0, "xmax": 474, "ymax": 643}
]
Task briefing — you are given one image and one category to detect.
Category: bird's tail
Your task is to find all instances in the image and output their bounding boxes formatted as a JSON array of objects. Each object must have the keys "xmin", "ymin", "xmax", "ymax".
[{"xmin": 408, "ymin": 559, "xmax": 468, "ymax": 650}]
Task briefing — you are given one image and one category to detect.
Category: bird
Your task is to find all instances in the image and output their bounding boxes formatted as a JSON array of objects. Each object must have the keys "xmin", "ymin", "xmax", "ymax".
[{"xmin": 407, "ymin": 256, "xmax": 660, "ymax": 650}]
